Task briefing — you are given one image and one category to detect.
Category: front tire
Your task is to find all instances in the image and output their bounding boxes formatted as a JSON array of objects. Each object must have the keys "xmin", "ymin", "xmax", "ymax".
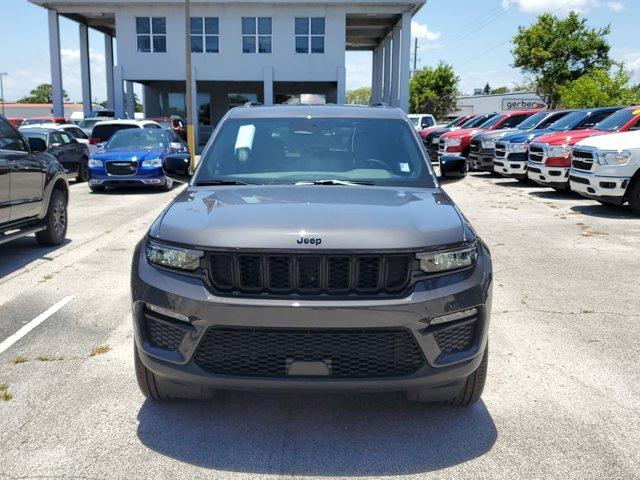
[
  {"xmin": 445, "ymin": 345, "xmax": 489, "ymax": 407},
  {"xmin": 134, "ymin": 342, "xmax": 171, "ymax": 401},
  {"xmin": 627, "ymin": 178, "xmax": 640, "ymax": 215},
  {"xmin": 160, "ymin": 176, "xmax": 174, "ymax": 192},
  {"xmin": 36, "ymin": 189, "xmax": 67, "ymax": 246},
  {"xmin": 76, "ymin": 157, "xmax": 89, "ymax": 183}
]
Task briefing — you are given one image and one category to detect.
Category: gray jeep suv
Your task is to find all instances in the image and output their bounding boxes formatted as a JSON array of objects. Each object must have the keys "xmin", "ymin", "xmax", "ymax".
[{"xmin": 131, "ymin": 105, "xmax": 492, "ymax": 406}]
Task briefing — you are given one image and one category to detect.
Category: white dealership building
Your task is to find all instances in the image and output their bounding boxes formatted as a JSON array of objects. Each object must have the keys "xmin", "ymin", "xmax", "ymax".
[{"xmin": 29, "ymin": 0, "xmax": 423, "ymax": 146}]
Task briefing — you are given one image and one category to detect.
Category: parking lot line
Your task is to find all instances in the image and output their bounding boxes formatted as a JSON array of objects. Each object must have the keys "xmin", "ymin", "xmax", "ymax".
[{"xmin": 0, "ymin": 295, "xmax": 74, "ymax": 354}]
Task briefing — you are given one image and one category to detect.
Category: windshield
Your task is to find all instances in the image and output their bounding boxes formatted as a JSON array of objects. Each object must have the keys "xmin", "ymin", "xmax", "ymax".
[
  {"xmin": 478, "ymin": 114, "xmax": 506, "ymax": 129},
  {"xmin": 516, "ymin": 112, "xmax": 548, "ymax": 130},
  {"xmin": 107, "ymin": 130, "xmax": 168, "ymax": 149},
  {"xmin": 409, "ymin": 117, "xmax": 420, "ymax": 126},
  {"xmin": 446, "ymin": 117, "xmax": 462, "ymax": 127},
  {"xmin": 80, "ymin": 119, "xmax": 99, "ymax": 128},
  {"xmin": 462, "ymin": 114, "xmax": 495, "ymax": 128},
  {"xmin": 548, "ymin": 111, "xmax": 588, "ymax": 131},
  {"xmin": 195, "ymin": 118, "xmax": 435, "ymax": 188},
  {"xmin": 595, "ymin": 108, "xmax": 637, "ymax": 132},
  {"xmin": 21, "ymin": 119, "xmax": 46, "ymax": 126},
  {"xmin": 22, "ymin": 131, "xmax": 47, "ymax": 142}
]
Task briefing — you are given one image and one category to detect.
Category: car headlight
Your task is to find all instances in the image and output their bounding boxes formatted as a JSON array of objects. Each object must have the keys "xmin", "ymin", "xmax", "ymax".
[
  {"xmin": 547, "ymin": 145, "xmax": 571, "ymax": 158},
  {"xmin": 416, "ymin": 243, "xmax": 478, "ymax": 273},
  {"xmin": 142, "ymin": 158, "xmax": 163, "ymax": 167},
  {"xmin": 481, "ymin": 140, "xmax": 496, "ymax": 149},
  {"xmin": 597, "ymin": 150, "xmax": 632, "ymax": 165},
  {"xmin": 88, "ymin": 159, "xmax": 103, "ymax": 168},
  {"xmin": 145, "ymin": 240, "xmax": 203, "ymax": 271},
  {"xmin": 445, "ymin": 138, "xmax": 462, "ymax": 147},
  {"xmin": 507, "ymin": 143, "xmax": 528, "ymax": 153}
]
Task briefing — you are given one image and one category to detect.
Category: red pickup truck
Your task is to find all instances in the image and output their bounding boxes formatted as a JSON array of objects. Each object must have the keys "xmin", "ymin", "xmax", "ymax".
[
  {"xmin": 438, "ymin": 110, "xmax": 541, "ymax": 163},
  {"xmin": 527, "ymin": 106, "xmax": 639, "ymax": 190}
]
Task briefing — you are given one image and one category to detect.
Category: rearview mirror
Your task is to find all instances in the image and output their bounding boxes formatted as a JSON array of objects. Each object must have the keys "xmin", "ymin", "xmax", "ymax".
[
  {"xmin": 163, "ymin": 153, "xmax": 192, "ymax": 183},
  {"xmin": 28, "ymin": 137, "xmax": 47, "ymax": 153},
  {"xmin": 439, "ymin": 155, "xmax": 467, "ymax": 182}
]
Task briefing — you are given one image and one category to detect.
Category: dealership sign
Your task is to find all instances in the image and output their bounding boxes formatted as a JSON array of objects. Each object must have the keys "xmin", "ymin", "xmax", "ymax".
[{"xmin": 502, "ymin": 98, "xmax": 547, "ymax": 110}]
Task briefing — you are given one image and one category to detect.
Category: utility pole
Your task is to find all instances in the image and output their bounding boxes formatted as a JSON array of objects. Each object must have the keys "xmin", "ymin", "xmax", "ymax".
[
  {"xmin": 184, "ymin": 0, "xmax": 196, "ymax": 170},
  {"xmin": 412, "ymin": 38, "xmax": 419, "ymax": 75},
  {"xmin": 0, "ymin": 73, "xmax": 7, "ymax": 116}
]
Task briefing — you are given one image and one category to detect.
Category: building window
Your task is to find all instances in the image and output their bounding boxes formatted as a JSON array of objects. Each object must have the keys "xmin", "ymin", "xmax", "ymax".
[
  {"xmin": 136, "ymin": 17, "xmax": 166, "ymax": 53},
  {"xmin": 191, "ymin": 17, "xmax": 219, "ymax": 53},
  {"xmin": 242, "ymin": 17, "xmax": 271, "ymax": 53},
  {"xmin": 295, "ymin": 17, "xmax": 325, "ymax": 54}
]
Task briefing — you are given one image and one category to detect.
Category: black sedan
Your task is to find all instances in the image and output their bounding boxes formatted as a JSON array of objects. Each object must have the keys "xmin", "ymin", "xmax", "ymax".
[{"xmin": 20, "ymin": 128, "xmax": 90, "ymax": 182}]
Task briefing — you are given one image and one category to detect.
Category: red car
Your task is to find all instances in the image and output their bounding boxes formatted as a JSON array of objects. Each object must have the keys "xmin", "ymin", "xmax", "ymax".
[
  {"xmin": 418, "ymin": 114, "xmax": 475, "ymax": 141},
  {"xmin": 20, "ymin": 116, "xmax": 67, "ymax": 127},
  {"xmin": 6, "ymin": 118, "xmax": 23, "ymax": 128},
  {"xmin": 438, "ymin": 110, "xmax": 542, "ymax": 161},
  {"xmin": 527, "ymin": 106, "xmax": 639, "ymax": 190}
]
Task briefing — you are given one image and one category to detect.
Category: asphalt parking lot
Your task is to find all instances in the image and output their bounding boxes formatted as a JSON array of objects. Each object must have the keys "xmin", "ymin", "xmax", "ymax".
[{"xmin": 1, "ymin": 174, "xmax": 639, "ymax": 479}]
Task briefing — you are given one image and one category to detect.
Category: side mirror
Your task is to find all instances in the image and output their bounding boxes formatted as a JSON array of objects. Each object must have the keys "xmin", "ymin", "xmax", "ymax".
[
  {"xmin": 97, "ymin": 142, "xmax": 106, "ymax": 149},
  {"xmin": 170, "ymin": 142, "xmax": 184, "ymax": 150},
  {"xmin": 439, "ymin": 155, "xmax": 467, "ymax": 182},
  {"xmin": 163, "ymin": 153, "xmax": 192, "ymax": 183},
  {"xmin": 51, "ymin": 142, "xmax": 62, "ymax": 148},
  {"xmin": 28, "ymin": 137, "xmax": 48, "ymax": 153}
]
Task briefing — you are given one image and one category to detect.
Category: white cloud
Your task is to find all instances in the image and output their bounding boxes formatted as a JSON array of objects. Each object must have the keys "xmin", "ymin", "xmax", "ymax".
[
  {"xmin": 412, "ymin": 21, "xmax": 441, "ymax": 42},
  {"xmin": 501, "ymin": 0, "xmax": 624, "ymax": 13},
  {"xmin": 622, "ymin": 51, "xmax": 640, "ymax": 82}
]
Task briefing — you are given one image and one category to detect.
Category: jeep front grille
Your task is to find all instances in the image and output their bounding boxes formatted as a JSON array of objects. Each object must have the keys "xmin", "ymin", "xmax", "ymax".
[
  {"xmin": 208, "ymin": 252, "xmax": 412, "ymax": 296},
  {"xmin": 193, "ymin": 327, "xmax": 426, "ymax": 378}
]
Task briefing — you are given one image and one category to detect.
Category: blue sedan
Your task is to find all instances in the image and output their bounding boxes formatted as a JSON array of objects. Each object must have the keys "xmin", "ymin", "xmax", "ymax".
[{"xmin": 87, "ymin": 129, "xmax": 188, "ymax": 192}]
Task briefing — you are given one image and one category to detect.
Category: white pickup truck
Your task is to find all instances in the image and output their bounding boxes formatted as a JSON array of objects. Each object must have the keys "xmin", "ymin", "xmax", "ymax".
[{"xmin": 569, "ymin": 130, "xmax": 640, "ymax": 214}]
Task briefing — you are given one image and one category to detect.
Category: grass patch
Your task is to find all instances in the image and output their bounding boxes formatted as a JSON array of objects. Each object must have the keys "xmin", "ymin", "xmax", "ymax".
[
  {"xmin": 43, "ymin": 273, "xmax": 53, "ymax": 281},
  {"xmin": 90, "ymin": 345, "xmax": 111, "ymax": 357},
  {"xmin": 35, "ymin": 354, "xmax": 64, "ymax": 362},
  {"xmin": 0, "ymin": 384, "xmax": 11, "ymax": 401},
  {"xmin": 11, "ymin": 356, "xmax": 27, "ymax": 365}
]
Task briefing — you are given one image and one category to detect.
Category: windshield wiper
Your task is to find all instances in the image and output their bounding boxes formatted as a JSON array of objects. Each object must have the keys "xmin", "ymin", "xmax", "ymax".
[
  {"xmin": 195, "ymin": 179, "xmax": 255, "ymax": 186},
  {"xmin": 294, "ymin": 179, "xmax": 375, "ymax": 186}
]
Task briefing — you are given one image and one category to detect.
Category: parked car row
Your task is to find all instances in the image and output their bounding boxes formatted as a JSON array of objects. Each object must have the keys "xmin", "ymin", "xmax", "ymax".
[{"xmin": 417, "ymin": 105, "xmax": 640, "ymax": 214}]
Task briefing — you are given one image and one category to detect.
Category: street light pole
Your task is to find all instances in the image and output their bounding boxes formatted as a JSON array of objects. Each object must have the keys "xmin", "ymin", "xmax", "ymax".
[
  {"xmin": 184, "ymin": 0, "xmax": 196, "ymax": 170},
  {"xmin": 0, "ymin": 73, "xmax": 7, "ymax": 116}
]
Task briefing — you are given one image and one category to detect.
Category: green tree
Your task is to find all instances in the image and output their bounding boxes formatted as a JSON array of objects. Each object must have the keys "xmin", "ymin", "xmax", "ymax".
[
  {"xmin": 483, "ymin": 83, "xmax": 491, "ymax": 95},
  {"xmin": 512, "ymin": 11, "xmax": 611, "ymax": 108},
  {"xmin": 18, "ymin": 83, "xmax": 69, "ymax": 104},
  {"xmin": 410, "ymin": 61, "xmax": 459, "ymax": 119},
  {"xmin": 345, "ymin": 87, "xmax": 372, "ymax": 105},
  {"xmin": 490, "ymin": 86, "xmax": 510, "ymax": 94},
  {"xmin": 559, "ymin": 65, "xmax": 640, "ymax": 108}
]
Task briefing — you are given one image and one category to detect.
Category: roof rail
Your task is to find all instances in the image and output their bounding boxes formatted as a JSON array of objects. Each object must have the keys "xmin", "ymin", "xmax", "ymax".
[
  {"xmin": 370, "ymin": 102, "xmax": 388, "ymax": 108},
  {"xmin": 243, "ymin": 101, "xmax": 263, "ymax": 107}
]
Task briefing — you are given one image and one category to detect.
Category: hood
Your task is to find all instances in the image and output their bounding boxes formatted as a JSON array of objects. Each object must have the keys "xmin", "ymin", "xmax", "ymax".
[
  {"xmin": 575, "ymin": 129, "xmax": 640, "ymax": 150},
  {"xmin": 156, "ymin": 186, "xmax": 468, "ymax": 250},
  {"xmin": 474, "ymin": 128, "xmax": 518, "ymax": 141},
  {"xmin": 419, "ymin": 126, "xmax": 448, "ymax": 138},
  {"xmin": 441, "ymin": 128, "xmax": 486, "ymax": 140},
  {"xmin": 534, "ymin": 129, "xmax": 606, "ymax": 146},
  {"xmin": 91, "ymin": 147, "xmax": 166, "ymax": 161},
  {"xmin": 499, "ymin": 128, "xmax": 557, "ymax": 144}
]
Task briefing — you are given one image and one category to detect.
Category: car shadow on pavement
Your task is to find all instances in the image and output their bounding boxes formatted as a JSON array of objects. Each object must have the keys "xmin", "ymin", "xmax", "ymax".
[
  {"xmin": 570, "ymin": 204, "xmax": 637, "ymax": 220},
  {"xmin": 137, "ymin": 391, "xmax": 497, "ymax": 475},
  {"xmin": 0, "ymin": 237, "xmax": 71, "ymax": 279},
  {"xmin": 493, "ymin": 180, "xmax": 538, "ymax": 189},
  {"xmin": 528, "ymin": 189, "xmax": 577, "ymax": 200}
]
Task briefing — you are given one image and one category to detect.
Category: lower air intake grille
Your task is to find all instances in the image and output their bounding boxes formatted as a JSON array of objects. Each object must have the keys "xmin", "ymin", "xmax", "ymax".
[
  {"xmin": 145, "ymin": 318, "xmax": 185, "ymax": 351},
  {"xmin": 193, "ymin": 328, "xmax": 426, "ymax": 378},
  {"xmin": 433, "ymin": 322, "xmax": 476, "ymax": 354}
]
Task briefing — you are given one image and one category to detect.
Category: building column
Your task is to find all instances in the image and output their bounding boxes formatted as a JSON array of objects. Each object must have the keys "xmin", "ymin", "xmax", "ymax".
[
  {"xmin": 113, "ymin": 65, "xmax": 125, "ymax": 118},
  {"xmin": 390, "ymin": 24, "xmax": 401, "ymax": 107},
  {"xmin": 383, "ymin": 36, "xmax": 392, "ymax": 105},
  {"xmin": 79, "ymin": 24, "xmax": 92, "ymax": 117},
  {"xmin": 337, "ymin": 66, "xmax": 346, "ymax": 105},
  {"xmin": 190, "ymin": 67, "xmax": 198, "ymax": 147},
  {"xmin": 263, "ymin": 67, "xmax": 274, "ymax": 106},
  {"xmin": 125, "ymin": 81, "xmax": 135, "ymax": 119},
  {"xmin": 104, "ymin": 34, "xmax": 115, "ymax": 110},
  {"xmin": 399, "ymin": 12, "xmax": 412, "ymax": 113},
  {"xmin": 371, "ymin": 46, "xmax": 383, "ymax": 104},
  {"xmin": 48, "ymin": 10, "xmax": 64, "ymax": 117}
]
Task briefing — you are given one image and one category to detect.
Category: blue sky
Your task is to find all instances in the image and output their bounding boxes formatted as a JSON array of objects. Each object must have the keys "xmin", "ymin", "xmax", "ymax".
[{"xmin": 0, "ymin": 0, "xmax": 637, "ymax": 102}]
